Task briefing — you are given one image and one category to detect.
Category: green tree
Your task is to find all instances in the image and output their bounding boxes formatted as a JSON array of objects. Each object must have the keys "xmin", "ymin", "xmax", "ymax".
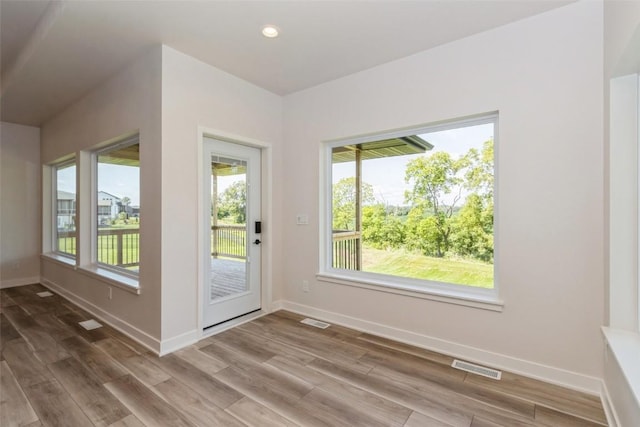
[
  {"xmin": 119, "ymin": 196, "xmax": 131, "ymax": 221},
  {"xmin": 332, "ymin": 177, "xmax": 375, "ymax": 230},
  {"xmin": 404, "ymin": 152, "xmax": 466, "ymax": 257},
  {"xmin": 465, "ymin": 139, "xmax": 494, "ymax": 197},
  {"xmin": 451, "ymin": 194, "xmax": 494, "ymax": 262},
  {"xmin": 362, "ymin": 204, "xmax": 405, "ymax": 249},
  {"xmin": 120, "ymin": 196, "xmax": 131, "ymax": 209},
  {"xmin": 217, "ymin": 181, "xmax": 246, "ymax": 224}
]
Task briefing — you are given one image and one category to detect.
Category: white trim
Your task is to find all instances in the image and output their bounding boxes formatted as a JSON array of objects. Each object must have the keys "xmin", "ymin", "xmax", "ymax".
[
  {"xmin": 41, "ymin": 278, "xmax": 159, "ymax": 353},
  {"xmin": 0, "ymin": 276, "xmax": 41, "ymax": 289},
  {"xmin": 317, "ymin": 273, "xmax": 503, "ymax": 312},
  {"xmin": 159, "ymin": 329, "xmax": 199, "ymax": 356},
  {"xmin": 275, "ymin": 299, "xmax": 603, "ymax": 395},
  {"xmin": 319, "ymin": 112, "xmax": 500, "ymax": 304},
  {"xmin": 602, "ymin": 327, "xmax": 640, "ymax": 407},
  {"xmin": 42, "ymin": 252, "xmax": 76, "ymax": 268},
  {"xmin": 196, "ymin": 126, "xmax": 275, "ymax": 338},
  {"xmin": 601, "ymin": 382, "xmax": 621, "ymax": 427},
  {"xmin": 76, "ymin": 266, "xmax": 140, "ymax": 294}
]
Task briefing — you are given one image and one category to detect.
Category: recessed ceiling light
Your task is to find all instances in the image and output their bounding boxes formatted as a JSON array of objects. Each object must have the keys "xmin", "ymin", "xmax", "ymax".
[{"xmin": 262, "ymin": 25, "xmax": 279, "ymax": 38}]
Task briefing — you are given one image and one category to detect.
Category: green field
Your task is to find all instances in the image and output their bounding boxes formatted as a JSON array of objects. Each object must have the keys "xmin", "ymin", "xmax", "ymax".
[{"xmin": 362, "ymin": 246, "xmax": 493, "ymax": 288}]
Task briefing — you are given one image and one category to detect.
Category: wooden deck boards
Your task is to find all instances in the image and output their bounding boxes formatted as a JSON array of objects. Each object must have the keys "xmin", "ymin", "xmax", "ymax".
[{"xmin": 0, "ymin": 284, "xmax": 607, "ymax": 426}]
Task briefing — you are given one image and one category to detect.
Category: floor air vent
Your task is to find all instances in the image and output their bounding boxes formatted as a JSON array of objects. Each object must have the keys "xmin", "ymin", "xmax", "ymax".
[
  {"xmin": 300, "ymin": 318, "xmax": 331, "ymax": 329},
  {"xmin": 78, "ymin": 319, "xmax": 103, "ymax": 331},
  {"xmin": 452, "ymin": 359, "xmax": 502, "ymax": 380}
]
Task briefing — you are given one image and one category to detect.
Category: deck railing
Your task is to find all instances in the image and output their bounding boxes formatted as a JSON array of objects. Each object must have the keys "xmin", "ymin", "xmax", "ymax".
[
  {"xmin": 58, "ymin": 227, "xmax": 362, "ymax": 270},
  {"xmin": 57, "ymin": 230, "xmax": 77, "ymax": 256},
  {"xmin": 57, "ymin": 228, "xmax": 140, "ymax": 268},
  {"xmin": 211, "ymin": 225, "xmax": 246, "ymax": 259},
  {"xmin": 97, "ymin": 228, "xmax": 140, "ymax": 268},
  {"xmin": 332, "ymin": 230, "xmax": 361, "ymax": 270}
]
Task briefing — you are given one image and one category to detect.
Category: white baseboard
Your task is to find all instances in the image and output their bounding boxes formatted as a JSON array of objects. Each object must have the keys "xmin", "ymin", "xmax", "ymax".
[
  {"xmin": 601, "ymin": 382, "xmax": 621, "ymax": 427},
  {"xmin": 276, "ymin": 300, "xmax": 603, "ymax": 395},
  {"xmin": 41, "ymin": 278, "xmax": 161, "ymax": 354},
  {"xmin": 1, "ymin": 276, "xmax": 41, "ymax": 289},
  {"xmin": 269, "ymin": 300, "xmax": 284, "ymax": 311},
  {"xmin": 159, "ymin": 329, "xmax": 199, "ymax": 356}
]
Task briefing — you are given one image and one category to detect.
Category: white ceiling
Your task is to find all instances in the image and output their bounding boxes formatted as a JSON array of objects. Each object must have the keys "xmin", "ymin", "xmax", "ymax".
[{"xmin": 0, "ymin": 0, "xmax": 573, "ymax": 127}]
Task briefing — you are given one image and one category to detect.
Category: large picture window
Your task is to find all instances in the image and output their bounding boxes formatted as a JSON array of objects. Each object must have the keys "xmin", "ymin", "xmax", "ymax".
[
  {"xmin": 95, "ymin": 138, "xmax": 140, "ymax": 275},
  {"xmin": 54, "ymin": 160, "xmax": 76, "ymax": 258},
  {"xmin": 323, "ymin": 114, "xmax": 497, "ymax": 299}
]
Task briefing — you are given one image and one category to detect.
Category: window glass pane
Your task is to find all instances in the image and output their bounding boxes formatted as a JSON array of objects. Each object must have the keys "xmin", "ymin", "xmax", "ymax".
[
  {"xmin": 55, "ymin": 162, "xmax": 76, "ymax": 257},
  {"xmin": 97, "ymin": 142, "xmax": 140, "ymax": 274},
  {"xmin": 330, "ymin": 120, "xmax": 495, "ymax": 289}
]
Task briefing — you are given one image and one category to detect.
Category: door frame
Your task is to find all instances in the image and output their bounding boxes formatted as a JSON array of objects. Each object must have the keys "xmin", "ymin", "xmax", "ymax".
[{"xmin": 197, "ymin": 127, "xmax": 273, "ymax": 337}]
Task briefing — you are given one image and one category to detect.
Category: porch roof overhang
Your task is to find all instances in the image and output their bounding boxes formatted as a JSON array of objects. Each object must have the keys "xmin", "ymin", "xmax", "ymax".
[{"xmin": 332, "ymin": 135, "xmax": 433, "ymax": 163}]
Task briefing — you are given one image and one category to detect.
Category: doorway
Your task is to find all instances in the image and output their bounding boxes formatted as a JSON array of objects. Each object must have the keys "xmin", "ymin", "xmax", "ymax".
[{"xmin": 202, "ymin": 137, "xmax": 261, "ymax": 329}]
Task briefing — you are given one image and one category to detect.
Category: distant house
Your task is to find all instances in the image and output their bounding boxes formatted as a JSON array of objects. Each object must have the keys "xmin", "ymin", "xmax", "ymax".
[
  {"xmin": 97, "ymin": 191, "xmax": 121, "ymax": 224},
  {"xmin": 57, "ymin": 190, "xmax": 76, "ymax": 230}
]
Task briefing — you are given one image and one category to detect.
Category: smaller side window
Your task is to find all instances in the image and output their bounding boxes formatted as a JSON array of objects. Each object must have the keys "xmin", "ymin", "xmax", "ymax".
[
  {"xmin": 54, "ymin": 160, "xmax": 77, "ymax": 258},
  {"xmin": 95, "ymin": 138, "xmax": 140, "ymax": 276}
]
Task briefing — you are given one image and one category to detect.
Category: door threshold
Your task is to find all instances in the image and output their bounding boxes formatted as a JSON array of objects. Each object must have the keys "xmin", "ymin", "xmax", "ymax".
[{"xmin": 201, "ymin": 308, "xmax": 264, "ymax": 338}]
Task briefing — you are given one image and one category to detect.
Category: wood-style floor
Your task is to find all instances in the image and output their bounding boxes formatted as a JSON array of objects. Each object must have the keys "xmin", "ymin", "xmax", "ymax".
[{"xmin": 1, "ymin": 284, "xmax": 607, "ymax": 427}]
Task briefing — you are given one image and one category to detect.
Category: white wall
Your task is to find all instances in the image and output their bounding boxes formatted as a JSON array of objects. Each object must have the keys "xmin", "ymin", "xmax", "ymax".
[
  {"xmin": 40, "ymin": 47, "xmax": 163, "ymax": 347},
  {"xmin": 282, "ymin": 1, "xmax": 604, "ymax": 392},
  {"xmin": 0, "ymin": 122, "xmax": 41, "ymax": 288},
  {"xmin": 160, "ymin": 47, "xmax": 283, "ymax": 350}
]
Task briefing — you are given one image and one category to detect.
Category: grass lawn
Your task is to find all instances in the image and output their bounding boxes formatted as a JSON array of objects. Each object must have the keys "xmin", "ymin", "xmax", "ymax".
[{"xmin": 362, "ymin": 246, "xmax": 493, "ymax": 288}]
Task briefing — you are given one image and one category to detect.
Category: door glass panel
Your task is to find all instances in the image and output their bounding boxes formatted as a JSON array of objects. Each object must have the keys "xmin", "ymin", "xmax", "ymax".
[{"xmin": 210, "ymin": 155, "xmax": 248, "ymax": 301}]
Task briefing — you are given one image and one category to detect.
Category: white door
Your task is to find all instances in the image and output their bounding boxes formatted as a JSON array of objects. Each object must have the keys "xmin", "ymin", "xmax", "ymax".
[{"xmin": 203, "ymin": 138, "xmax": 261, "ymax": 329}]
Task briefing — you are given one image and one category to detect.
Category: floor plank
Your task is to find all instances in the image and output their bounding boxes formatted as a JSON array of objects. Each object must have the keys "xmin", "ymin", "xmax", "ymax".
[
  {"xmin": 107, "ymin": 414, "xmax": 145, "ymax": 427},
  {"xmin": 154, "ymin": 377, "xmax": 247, "ymax": 427},
  {"xmin": 3, "ymin": 305, "xmax": 38, "ymax": 331},
  {"xmin": 60, "ymin": 335, "xmax": 129, "ymax": 384},
  {"xmin": 23, "ymin": 378, "xmax": 93, "ymax": 427},
  {"xmin": 0, "ymin": 313, "xmax": 21, "ymax": 359},
  {"xmin": 49, "ymin": 357, "xmax": 131, "ymax": 427},
  {"xmin": 226, "ymin": 397, "xmax": 299, "ymax": 427},
  {"xmin": 0, "ymin": 360, "xmax": 39, "ymax": 427},
  {"xmin": 266, "ymin": 354, "xmax": 412, "ymax": 426},
  {"xmin": 173, "ymin": 345, "xmax": 228, "ymax": 376},
  {"xmin": 308, "ymin": 357, "xmax": 475, "ymax": 427},
  {"xmin": 19, "ymin": 327, "xmax": 70, "ymax": 364},
  {"xmin": 94, "ymin": 338, "xmax": 170, "ymax": 386},
  {"xmin": 404, "ymin": 411, "xmax": 461, "ymax": 427},
  {"xmin": 2, "ymin": 339, "xmax": 54, "ymax": 388},
  {"xmin": 104, "ymin": 375, "xmax": 194, "ymax": 427},
  {"xmin": 464, "ymin": 370, "xmax": 607, "ymax": 424},
  {"xmin": 534, "ymin": 405, "xmax": 606, "ymax": 427},
  {"xmin": 31, "ymin": 312, "xmax": 76, "ymax": 341},
  {"xmin": 150, "ymin": 353, "xmax": 243, "ymax": 408}
]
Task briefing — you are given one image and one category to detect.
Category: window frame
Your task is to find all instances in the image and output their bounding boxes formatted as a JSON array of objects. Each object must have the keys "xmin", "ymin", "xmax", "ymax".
[
  {"xmin": 319, "ymin": 113, "xmax": 502, "ymax": 310},
  {"xmin": 91, "ymin": 136, "xmax": 140, "ymax": 279},
  {"xmin": 52, "ymin": 158, "xmax": 77, "ymax": 260}
]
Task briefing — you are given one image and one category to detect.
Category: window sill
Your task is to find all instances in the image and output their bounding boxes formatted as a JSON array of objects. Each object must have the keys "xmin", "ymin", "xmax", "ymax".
[
  {"xmin": 41, "ymin": 252, "xmax": 77, "ymax": 269},
  {"xmin": 316, "ymin": 272, "xmax": 503, "ymax": 312},
  {"xmin": 77, "ymin": 265, "xmax": 140, "ymax": 295},
  {"xmin": 602, "ymin": 327, "xmax": 640, "ymax": 406}
]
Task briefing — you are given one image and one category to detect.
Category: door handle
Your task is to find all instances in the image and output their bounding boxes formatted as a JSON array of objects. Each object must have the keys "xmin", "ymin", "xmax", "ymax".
[{"xmin": 253, "ymin": 239, "xmax": 261, "ymax": 245}]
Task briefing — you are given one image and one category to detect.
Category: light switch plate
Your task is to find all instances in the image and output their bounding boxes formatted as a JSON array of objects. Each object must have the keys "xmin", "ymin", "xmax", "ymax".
[{"xmin": 296, "ymin": 214, "xmax": 309, "ymax": 225}]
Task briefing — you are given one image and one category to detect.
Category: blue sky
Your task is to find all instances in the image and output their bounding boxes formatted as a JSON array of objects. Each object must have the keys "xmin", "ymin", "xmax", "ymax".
[{"xmin": 57, "ymin": 164, "xmax": 141, "ymax": 206}]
